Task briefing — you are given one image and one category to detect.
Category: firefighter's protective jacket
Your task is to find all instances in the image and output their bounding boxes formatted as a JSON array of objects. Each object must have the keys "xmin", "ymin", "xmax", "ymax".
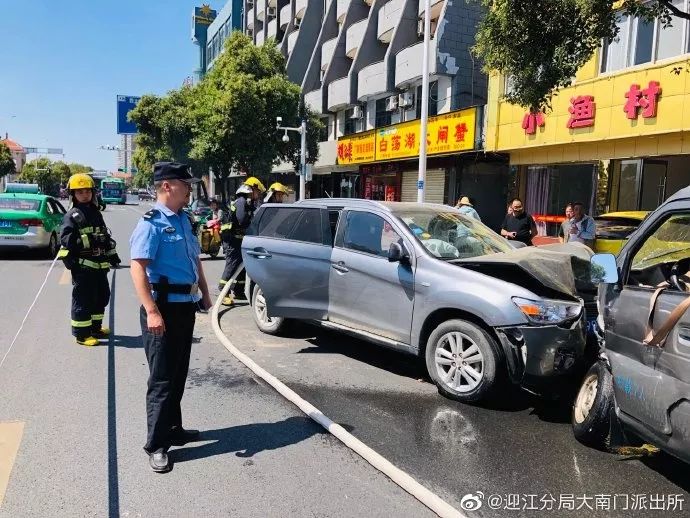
[{"xmin": 58, "ymin": 203, "xmax": 121, "ymax": 270}]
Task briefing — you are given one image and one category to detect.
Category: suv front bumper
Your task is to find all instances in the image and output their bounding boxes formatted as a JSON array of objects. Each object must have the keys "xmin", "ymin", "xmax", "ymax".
[{"xmin": 495, "ymin": 315, "xmax": 587, "ymax": 394}]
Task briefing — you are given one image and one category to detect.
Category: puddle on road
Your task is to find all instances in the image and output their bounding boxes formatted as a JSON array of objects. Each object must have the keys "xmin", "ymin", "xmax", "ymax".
[{"xmin": 187, "ymin": 363, "xmax": 259, "ymax": 391}]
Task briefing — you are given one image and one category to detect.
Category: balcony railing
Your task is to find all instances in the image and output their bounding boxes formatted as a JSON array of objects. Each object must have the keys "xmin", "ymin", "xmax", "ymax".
[
  {"xmin": 337, "ymin": 0, "xmax": 351, "ymax": 23},
  {"xmin": 287, "ymin": 29, "xmax": 299, "ymax": 54},
  {"xmin": 256, "ymin": 30, "xmax": 265, "ymax": 46},
  {"xmin": 395, "ymin": 39, "xmax": 437, "ymax": 88},
  {"xmin": 345, "ymin": 19, "xmax": 367, "ymax": 58},
  {"xmin": 418, "ymin": 0, "xmax": 444, "ymax": 18},
  {"xmin": 304, "ymin": 89, "xmax": 323, "ymax": 113},
  {"xmin": 280, "ymin": 4, "xmax": 291, "ymax": 28},
  {"xmin": 295, "ymin": 0, "xmax": 307, "ymax": 19},
  {"xmin": 328, "ymin": 77, "xmax": 350, "ymax": 111},
  {"xmin": 247, "ymin": 8, "xmax": 255, "ymax": 28},
  {"xmin": 257, "ymin": 5, "xmax": 266, "ymax": 21},
  {"xmin": 267, "ymin": 18, "xmax": 278, "ymax": 38},
  {"xmin": 378, "ymin": 0, "xmax": 404, "ymax": 43},
  {"xmin": 321, "ymin": 37, "xmax": 338, "ymax": 70},
  {"xmin": 358, "ymin": 61, "xmax": 386, "ymax": 99}
]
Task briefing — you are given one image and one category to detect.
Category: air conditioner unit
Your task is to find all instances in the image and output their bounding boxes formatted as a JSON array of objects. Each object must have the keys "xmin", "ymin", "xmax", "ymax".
[
  {"xmin": 350, "ymin": 106, "xmax": 363, "ymax": 119},
  {"xmin": 399, "ymin": 92, "xmax": 415, "ymax": 108},
  {"xmin": 267, "ymin": 6, "xmax": 277, "ymax": 17},
  {"xmin": 385, "ymin": 95, "xmax": 398, "ymax": 112},
  {"xmin": 293, "ymin": 17, "xmax": 301, "ymax": 29}
]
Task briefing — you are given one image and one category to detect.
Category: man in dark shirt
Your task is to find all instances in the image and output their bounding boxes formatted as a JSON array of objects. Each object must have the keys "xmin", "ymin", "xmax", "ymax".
[{"xmin": 501, "ymin": 198, "xmax": 538, "ymax": 246}]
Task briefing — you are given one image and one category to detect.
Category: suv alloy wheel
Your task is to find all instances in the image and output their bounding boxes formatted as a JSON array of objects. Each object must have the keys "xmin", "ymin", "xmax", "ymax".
[{"xmin": 252, "ymin": 284, "xmax": 285, "ymax": 335}]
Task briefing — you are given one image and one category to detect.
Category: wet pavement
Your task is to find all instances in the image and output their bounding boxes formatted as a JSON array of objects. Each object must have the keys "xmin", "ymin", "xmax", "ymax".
[{"xmin": 221, "ymin": 304, "xmax": 690, "ymax": 517}]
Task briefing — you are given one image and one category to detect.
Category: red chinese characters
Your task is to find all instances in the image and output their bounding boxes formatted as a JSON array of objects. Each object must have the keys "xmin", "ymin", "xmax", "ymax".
[
  {"xmin": 405, "ymin": 132, "xmax": 415, "ymax": 149},
  {"xmin": 567, "ymin": 95, "xmax": 596, "ymax": 129},
  {"xmin": 437, "ymin": 125, "xmax": 449, "ymax": 144},
  {"xmin": 624, "ymin": 81, "xmax": 662, "ymax": 120},
  {"xmin": 521, "ymin": 112, "xmax": 545, "ymax": 135},
  {"xmin": 392, "ymin": 134, "xmax": 401, "ymax": 151},
  {"xmin": 454, "ymin": 123, "xmax": 468, "ymax": 142},
  {"xmin": 379, "ymin": 138, "xmax": 388, "ymax": 153},
  {"xmin": 337, "ymin": 142, "xmax": 353, "ymax": 162}
]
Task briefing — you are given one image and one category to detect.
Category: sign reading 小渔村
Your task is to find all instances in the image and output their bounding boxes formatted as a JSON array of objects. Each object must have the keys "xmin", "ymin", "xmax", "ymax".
[
  {"xmin": 336, "ymin": 107, "xmax": 477, "ymax": 165},
  {"xmin": 116, "ymin": 95, "xmax": 141, "ymax": 135}
]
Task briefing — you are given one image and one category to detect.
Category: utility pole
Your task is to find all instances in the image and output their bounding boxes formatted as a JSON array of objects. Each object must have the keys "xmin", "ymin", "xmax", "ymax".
[
  {"xmin": 277, "ymin": 117, "xmax": 308, "ymax": 201},
  {"xmin": 417, "ymin": 0, "xmax": 432, "ymax": 203}
]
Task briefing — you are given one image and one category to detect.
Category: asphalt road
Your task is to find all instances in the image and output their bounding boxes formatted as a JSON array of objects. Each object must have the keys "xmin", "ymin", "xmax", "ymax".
[
  {"xmin": 221, "ymin": 296, "xmax": 690, "ymax": 516},
  {"xmin": 0, "ymin": 196, "xmax": 434, "ymax": 518}
]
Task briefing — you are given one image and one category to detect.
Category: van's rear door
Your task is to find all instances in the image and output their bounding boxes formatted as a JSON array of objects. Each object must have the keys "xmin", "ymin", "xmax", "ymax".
[{"xmin": 242, "ymin": 204, "xmax": 333, "ymax": 320}]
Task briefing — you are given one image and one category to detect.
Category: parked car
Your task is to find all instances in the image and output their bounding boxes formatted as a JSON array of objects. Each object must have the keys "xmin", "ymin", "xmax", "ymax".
[
  {"xmin": 138, "ymin": 188, "xmax": 154, "ymax": 201},
  {"xmin": 572, "ymin": 186, "xmax": 690, "ymax": 464},
  {"xmin": 593, "ymin": 211, "xmax": 648, "ymax": 255},
  {"xmin": 241, "ymin": 199, "xmax": 595, "ymax": 403},
  {"xmin": 0, "ymin": 191, "xmax": 66, "ymax": 257}
]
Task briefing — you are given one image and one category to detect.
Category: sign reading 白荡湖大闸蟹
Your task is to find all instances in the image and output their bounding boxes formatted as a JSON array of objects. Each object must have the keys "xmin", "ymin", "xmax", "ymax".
[
  {"xmin": 116, "ymin": 95, "xmax": 141, "ymax": 135},
  {"xmin": 336, "ymin": 108, "xmax": 477, "ymax": 165}
]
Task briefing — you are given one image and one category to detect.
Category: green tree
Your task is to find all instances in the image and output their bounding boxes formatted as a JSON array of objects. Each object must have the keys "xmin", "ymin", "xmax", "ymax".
[
  {"xmin": 67, "ymin": 163, "xmax": 94, "ymax": 177},
  {"xmin": 0, "ymin": 142, "xmax": 15, "ymax": 178},
  {"xmin": 20, "ymin": 158, "xmax": 57, "ymax": 193},
  {"xmin": 473, "ymin": 0, "xmax": 690, "ymax": 111},
  {"xmin": 51, "ymin": 161, "xmax": 71, "ymax": 184}
]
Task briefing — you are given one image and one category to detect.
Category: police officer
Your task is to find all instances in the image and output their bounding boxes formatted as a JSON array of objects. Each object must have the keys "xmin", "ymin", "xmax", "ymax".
[
  {"xmin": 58, "ymin": 173, "xmax": 121, "ymax": 346},
  {"xmin": 129, "ymin": 162, "xmax": 212, "ymax": 473},
  {"xmin": 218, "ymin": 177, "xmax": 265, "ymax": 306}
]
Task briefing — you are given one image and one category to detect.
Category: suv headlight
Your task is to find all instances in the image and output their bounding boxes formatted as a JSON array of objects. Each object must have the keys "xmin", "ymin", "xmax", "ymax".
[{"xmin": 512, "ymin": 297, "xmax": 582, "ymax": 325}]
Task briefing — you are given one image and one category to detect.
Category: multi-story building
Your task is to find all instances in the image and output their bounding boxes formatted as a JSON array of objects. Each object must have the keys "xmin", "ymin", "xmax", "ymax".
[
  {"xmin": 485, "ymin": 5, "xmax": 690, "ymax": 237},
  {"xmin": 206, "ymin": 1, "xmax": 244, "ymax": 73},
  {"xmin": 240, "ymin": 0, "xmax": 511, "ymax": 228}
]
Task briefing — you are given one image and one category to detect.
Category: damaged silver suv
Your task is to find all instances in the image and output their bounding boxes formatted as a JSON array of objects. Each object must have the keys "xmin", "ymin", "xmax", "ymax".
[{"xmin": 242, "ymin": 199, "xmax": 591, "ymax": 403}]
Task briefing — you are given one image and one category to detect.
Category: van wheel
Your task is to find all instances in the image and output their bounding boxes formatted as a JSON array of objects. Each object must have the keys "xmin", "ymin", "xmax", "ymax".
[
  {"xmin": 572, "ymin": 361, "xmax": 613, "ymax": 449},
  {"xmin": 252, "ymin": 284, "xmax": 285, "ymax": 335},
  {"xmin": 425, "ymin": 319, "xmax": 502, "ymax": 403}
]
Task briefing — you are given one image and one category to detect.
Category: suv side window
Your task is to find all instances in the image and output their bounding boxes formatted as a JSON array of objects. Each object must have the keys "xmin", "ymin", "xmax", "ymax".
[
  {"xmin": 288, "ymin": 209, "xmax": 323, "ymax": 244},
  {"xmin": 341, "ymin": 211, "xmax": 401, "ymax": 257},
  {"xmin": 257, "ymin": 207, "xmax": 302, "ymax": 239}
]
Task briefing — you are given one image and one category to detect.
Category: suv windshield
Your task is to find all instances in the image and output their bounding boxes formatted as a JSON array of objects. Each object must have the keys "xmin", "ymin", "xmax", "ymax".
[{"xmin": 393, "ymin": 208, "xmax": 513, "ymax": 259}]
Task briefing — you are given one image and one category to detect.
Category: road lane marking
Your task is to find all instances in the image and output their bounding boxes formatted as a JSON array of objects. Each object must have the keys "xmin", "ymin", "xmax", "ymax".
[
  {"xmin": 58, "ymin": 268, "xmax": 71, "ymax": 285},
  {"xmin": 0, "ymin": 421, "xmax": 25, "ymax": 507}
]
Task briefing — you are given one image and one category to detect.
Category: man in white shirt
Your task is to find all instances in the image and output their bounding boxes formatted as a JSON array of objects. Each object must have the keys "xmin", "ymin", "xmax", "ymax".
[{"xmin": 568, "ymin": 201, "xmax": 596, "ymax": 248}]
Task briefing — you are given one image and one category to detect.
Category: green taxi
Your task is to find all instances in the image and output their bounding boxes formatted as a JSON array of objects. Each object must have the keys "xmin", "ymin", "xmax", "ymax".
[{"xmin": 0, "ymin": 187, "xmax": 66, "ymax": 257}]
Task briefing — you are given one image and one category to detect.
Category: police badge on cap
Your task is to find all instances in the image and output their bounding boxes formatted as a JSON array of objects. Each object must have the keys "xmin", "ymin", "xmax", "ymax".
[{"xmin": 153, "ymin": 162, "xmax": 201, "ymax": 183}]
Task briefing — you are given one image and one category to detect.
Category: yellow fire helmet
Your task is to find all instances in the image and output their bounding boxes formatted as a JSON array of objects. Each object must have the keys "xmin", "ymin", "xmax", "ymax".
[
  {"xmin": 268, "ymin": 182, "xmax": 289, "ymax": 194},
  {"xmin": 67, "ymin": 173, "xmax": 95, "ymax": 190},
  {"xmin": 243, "ymin": 176, "xmax": 266, "ymax": 193}
]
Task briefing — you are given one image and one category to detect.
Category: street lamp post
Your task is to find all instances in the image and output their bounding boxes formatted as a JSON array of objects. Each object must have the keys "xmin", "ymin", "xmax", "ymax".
[
  {"xmin": 277, "ymin": 117, "xmax": 308, "ymax": 201},
  {"xmin": 417, "ymin": 0, "xmax": 431, "ymax": 203}
]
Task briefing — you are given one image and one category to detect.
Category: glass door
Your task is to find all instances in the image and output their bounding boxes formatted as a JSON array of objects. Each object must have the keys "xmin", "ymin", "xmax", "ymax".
[{"xmin": 639, "ymin": 160, "xmax": 667, "ymax": 211}]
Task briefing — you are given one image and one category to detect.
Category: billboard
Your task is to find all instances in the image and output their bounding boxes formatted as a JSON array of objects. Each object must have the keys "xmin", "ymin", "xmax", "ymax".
[{"xmin": 116, "ymin": 95, "xmax": 141, "ymax": 135}]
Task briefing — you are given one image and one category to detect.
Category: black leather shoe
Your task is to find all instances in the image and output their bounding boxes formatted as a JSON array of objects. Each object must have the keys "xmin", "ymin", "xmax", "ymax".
[
  {"xmin": 149, "ymin": 449, "xmax": 171, "ymax": 473},
  {"xmin": 170, "ymin": 427, "xmax": 200, "ymax": 446}
]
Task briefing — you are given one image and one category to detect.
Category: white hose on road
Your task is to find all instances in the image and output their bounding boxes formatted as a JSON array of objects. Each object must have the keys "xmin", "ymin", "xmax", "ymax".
[
  {"xmin": 210, "ymin": 282, "xmax": 466, "ymax": 518},
  {"xmin": 0, "ymin": 254, "xmax": 60, "ymax": 371}
]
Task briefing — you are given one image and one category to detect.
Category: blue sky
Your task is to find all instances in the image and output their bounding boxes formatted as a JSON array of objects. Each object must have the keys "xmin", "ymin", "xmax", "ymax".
[{"xmin": 0, "ymin": 0, "xmax": 204, "ymax": 170}]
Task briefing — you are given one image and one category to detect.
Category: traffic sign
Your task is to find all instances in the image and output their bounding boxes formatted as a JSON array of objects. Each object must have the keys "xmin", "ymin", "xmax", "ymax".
[
  {"xmin": 117, "ymin": 95, "xmax": 141, "ymax": 135},
  {"xmin": 417, "ymin": 180, "xmax": 424, "ymax": 189}
]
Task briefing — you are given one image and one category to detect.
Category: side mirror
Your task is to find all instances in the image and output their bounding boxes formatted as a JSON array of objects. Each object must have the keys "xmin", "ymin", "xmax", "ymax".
[
  {"xmin": 591, "ymin": 253, "xmax": 619, "ymax": 284},
  {"xmin": 388, "ymin": 242, "xmax": 408, "ymax": 263}
]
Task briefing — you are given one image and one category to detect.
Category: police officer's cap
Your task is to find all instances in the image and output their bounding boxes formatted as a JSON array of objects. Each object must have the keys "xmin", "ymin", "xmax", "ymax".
[{"xmin": 153, "ymin": 162, "xmax": 201, "ymax": 184}]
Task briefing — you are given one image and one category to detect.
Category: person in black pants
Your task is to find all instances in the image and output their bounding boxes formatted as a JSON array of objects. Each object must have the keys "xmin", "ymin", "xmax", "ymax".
[{"xmin": 130, "ymin": 162, "xmax": 212, "ymax": 473}]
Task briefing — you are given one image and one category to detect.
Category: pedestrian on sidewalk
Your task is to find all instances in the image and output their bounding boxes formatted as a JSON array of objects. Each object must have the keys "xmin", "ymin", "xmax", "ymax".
[
  {"xmin": 130, "ymin": 162, "xmax": 213, "ymax": 473},
  {"xmin": 455, "ymin": 196, "xmax": 481, "ymax": 221},
  {"xmin": 567, "ymin": 201, "xmax": 596, "ymax": 248},
  {"xmin": 501, "ymin": 198, "xmax": 538, "ymax": 246},
  {"xmin": 558, "ymin": 203, "xmax": 574, "ymax": 244},
  {"xmin": 58, "ymin": 173, "xmax": 121, "ymax": 347}
]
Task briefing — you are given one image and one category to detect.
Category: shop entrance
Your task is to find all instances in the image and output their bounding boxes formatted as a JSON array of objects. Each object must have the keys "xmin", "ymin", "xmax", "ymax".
[{"xmin": 617, "ymin": 159, "xmax": 669, "ymax": 211}]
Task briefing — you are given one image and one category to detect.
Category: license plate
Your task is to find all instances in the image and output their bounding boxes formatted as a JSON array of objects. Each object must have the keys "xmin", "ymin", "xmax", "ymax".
[
  {"xmin": 0, "ymin": 221, "xmax": 11, "ymax": 228},
  {"xmin": 1, "ymin": 235, "xmax": 23, "ymax": 240}
]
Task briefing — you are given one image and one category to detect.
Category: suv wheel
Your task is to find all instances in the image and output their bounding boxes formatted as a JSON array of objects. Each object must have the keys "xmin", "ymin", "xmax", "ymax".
[
  {"xmin": 572, "ymin": 361, "xmax": 613, "ymax": 449},
  {"xmin": 252, "ymin": 284, "xmax": 285, "ymax": 335},
  {"xmin": 425, "ymin": 319, "xmax": 502, "ymax": 403}
]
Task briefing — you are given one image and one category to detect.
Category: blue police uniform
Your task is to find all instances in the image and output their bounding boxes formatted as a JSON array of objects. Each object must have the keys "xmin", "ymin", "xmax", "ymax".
[{"xmin": 130, "ymin": 161, "xmax": 204, "ymax": 461}]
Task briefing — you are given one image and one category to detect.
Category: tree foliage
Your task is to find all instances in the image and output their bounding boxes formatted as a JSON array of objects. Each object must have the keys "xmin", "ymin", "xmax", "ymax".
[
  {"xmin": 129, "ymin": 32, "xmax": 320, "ymax": 190},
  {"xmin": 0, "ymin": 142, "xmax": 15, "ymax": 178},
  {"xmin": 19, "ymin": 158, "xmax": 93, "ymax": 192},
  {"xmin": 473, "ymin": 0, "xmax": 690, "ymax": 111}
]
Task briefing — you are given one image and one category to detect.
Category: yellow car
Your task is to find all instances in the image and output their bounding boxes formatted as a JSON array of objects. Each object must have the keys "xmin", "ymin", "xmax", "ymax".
[{"xmin": 593, "ymin": 211, "xmax": 649, "ymax": 255}]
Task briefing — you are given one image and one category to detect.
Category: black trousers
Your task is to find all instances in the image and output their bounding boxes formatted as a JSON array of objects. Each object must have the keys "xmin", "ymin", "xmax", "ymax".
[
  {"xmin": 220, "ymin": 236, "xmax": 245, "ymax": 297},
  {"xmin": 140, "ymin": 302, "xmax": 196, "ymax": 452},
  {"xmin": 71, "ymin": 269, "xmax": 110, "ymax": 339}
]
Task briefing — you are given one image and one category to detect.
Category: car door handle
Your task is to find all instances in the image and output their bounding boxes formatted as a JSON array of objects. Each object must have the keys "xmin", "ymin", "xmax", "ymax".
[
  {"xmin": 331, "ymin": 262, "xmax": 349, "ymax": 273},
  {"xmin": 246, "ymin": 248, "xmax": 272, "ymax": 259}
]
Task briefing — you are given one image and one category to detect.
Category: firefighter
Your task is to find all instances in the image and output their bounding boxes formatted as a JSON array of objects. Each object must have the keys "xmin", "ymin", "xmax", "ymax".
[
  {"xmin": 264, "ymin": 182, "xmax": 290, "ymax": 204},
  {"xmin": 57, "ymin": 173, "xmax": 121, "ymax": 346},
  {"xmin": 218, "ymin": 177, "xmax": 265, "ymax": 306}
]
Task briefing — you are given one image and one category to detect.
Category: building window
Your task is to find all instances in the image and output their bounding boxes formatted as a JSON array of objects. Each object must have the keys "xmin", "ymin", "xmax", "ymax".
[
  {"xmin": 416, "ymin": 81, "xmax": 438, "ymax": 117},
  {"xmin": 601, "ymin": 2, "xmax": 689, "ymax": 73},
  {"xmin": 375, "ymin": 98, "xmax": 391, "ymax": 128},
  {"xmin": 319, "ymin": 117, "xmax": 330, "ymax": 141}
]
